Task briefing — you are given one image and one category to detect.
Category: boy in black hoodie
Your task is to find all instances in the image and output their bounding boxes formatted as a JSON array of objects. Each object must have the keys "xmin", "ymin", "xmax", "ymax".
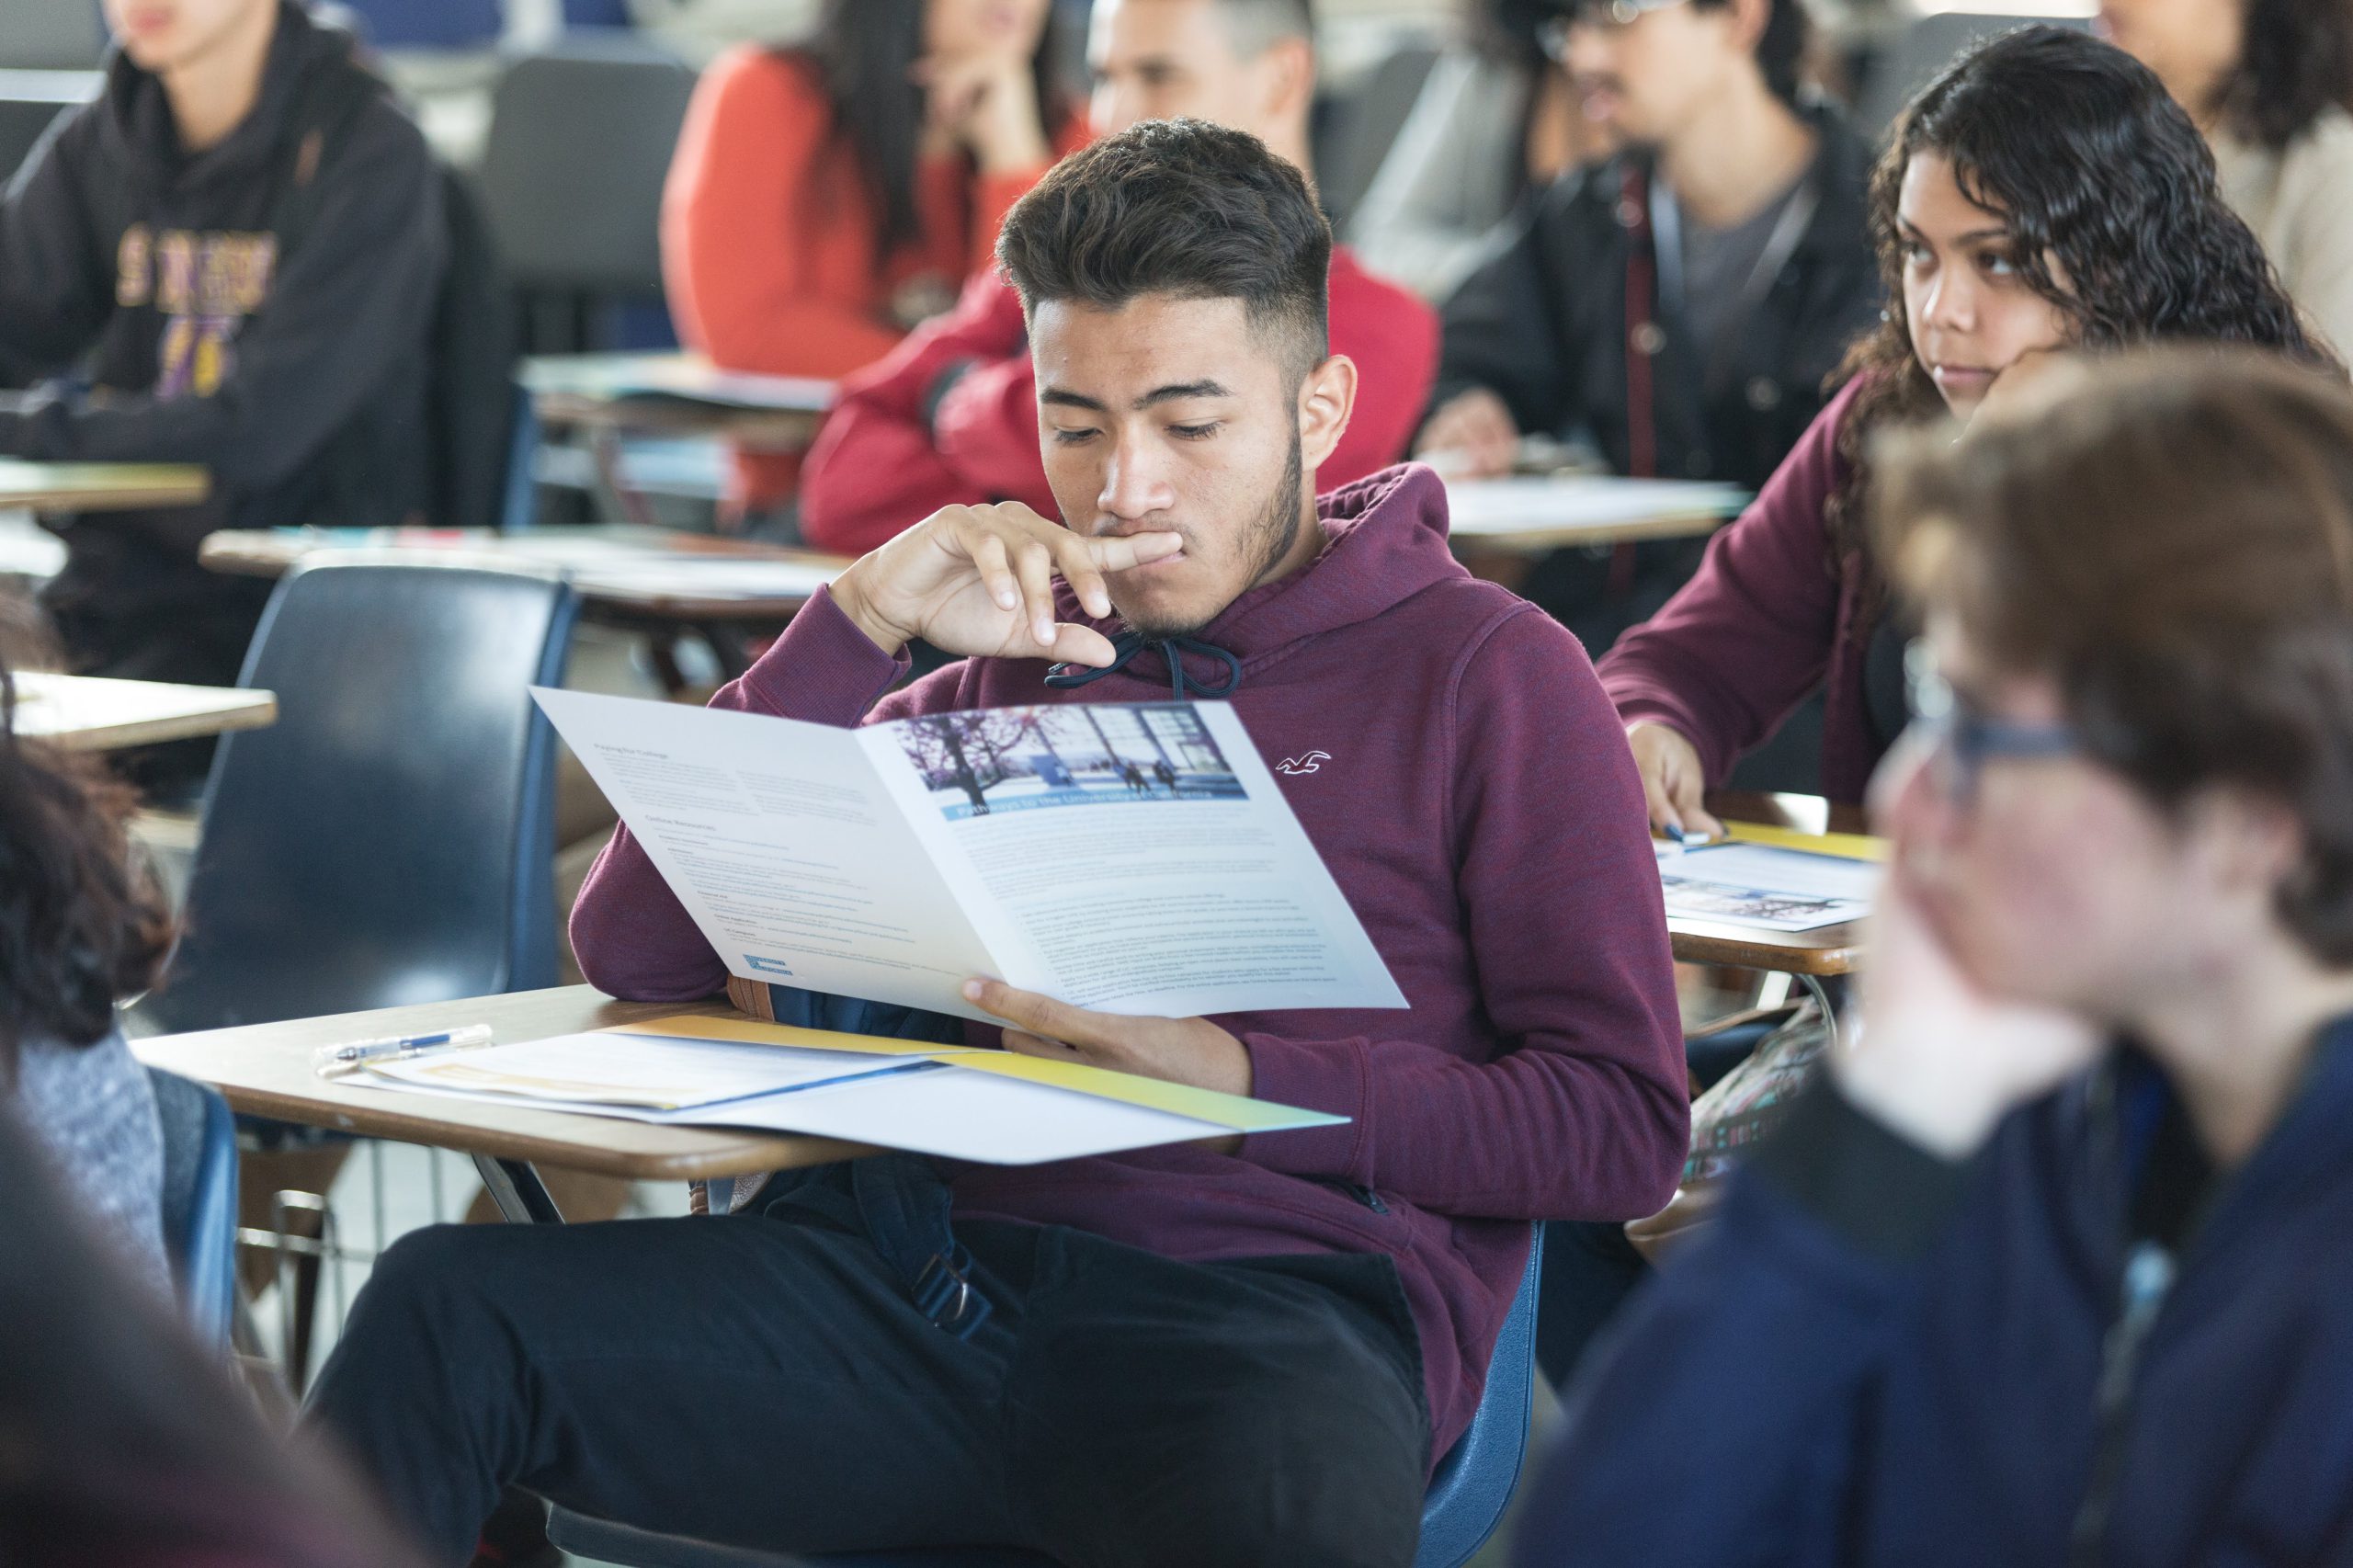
[{"xmin": 0, "ymin": 0, "xmax": 442, "ymax": 784}]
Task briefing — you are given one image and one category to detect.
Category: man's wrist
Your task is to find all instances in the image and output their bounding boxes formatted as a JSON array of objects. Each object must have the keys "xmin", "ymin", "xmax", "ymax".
[
  {"xmin": 1829, "ymin": 1035, "xmax": 2013, "ymax": 1160},
  {"xmin": 827, "ymin": 569, "xmax": 912, "ymax": 657}
]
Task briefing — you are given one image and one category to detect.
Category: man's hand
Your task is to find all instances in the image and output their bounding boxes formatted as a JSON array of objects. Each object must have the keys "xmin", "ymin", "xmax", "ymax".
[
  {"xmin": 915, "ymin": 51, "xmax": 1050, "ymax": 174},
  {"xmin": 963, "ymin": 978, "xmax": 1255, "ymax": 1102},
  {"xmin": 828, "ymin": 501, "xmax": 1181, "ymax": 664},
  {"xmin": 1836, "ymin": 862, "xmax": 2104, "ymax": 1159},
  {"xmin": 1627, "ymin": 721, "xmax": 1722, "ymax": 840},
  {"xmin": 1415, "ymin": 388, "xmax": 1519, "ymax": 478}
]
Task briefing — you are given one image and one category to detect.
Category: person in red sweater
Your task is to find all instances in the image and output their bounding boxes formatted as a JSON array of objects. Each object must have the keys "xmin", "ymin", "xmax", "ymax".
[
  {"xmin": 1596, "ymin": 28, "xmax": 2335, "ymax": 835},
  {"xmin": 307, "ymin": 120, "xmax": 1682, "ymax": 1566},
  {"xmin": 798, "ymin": 0, "xmax": 1439, "ymax": 555},
  {"xmin": 661, "ymin": 0, "xmax": 1087, "ymax": 517}
]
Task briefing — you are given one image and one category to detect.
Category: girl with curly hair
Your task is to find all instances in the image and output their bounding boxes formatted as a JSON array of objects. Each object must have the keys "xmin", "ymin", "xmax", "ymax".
[
  {"xmin": 0, "ymin": 597, "xmax": 175, "ymax": 1291},
  {"xmin": 2097, "ymin": 0, "xmax": 2353, "ymax": 348},
  {"xmin": 1596, "ymin": 25, "xmax": 2337, "ymax": 835}
]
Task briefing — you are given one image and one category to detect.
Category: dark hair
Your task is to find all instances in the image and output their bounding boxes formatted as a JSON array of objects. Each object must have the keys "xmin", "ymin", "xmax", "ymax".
[
  {"xmin": 1876, "ymin": 348, "xmax": 2353, "ymax": 964},
  {"xmin": 1689, "ymin": 0, "xmax": 1808, "ymax": 106},
  {"xmin": 1824, "ymin": 27, "xmax": 2329, "ymax": 585},
  {"xmin": 799, "ymin": 0, "xmax": 1070, "ymax": 254},
  {"xmin": 995, "ymin": 117, "xmax": 1333, "ymax": 380},
  {"xmin": 0, "ymin": 603, "xmax": 172, "ymax": 1074},
  {"xmin": 0, "ymin": 1108, "xmax": 424, "ymax": 1566},
  {"xmin": 2219, "ymin": 0, "xmax": 2353, "ymax": 150}
]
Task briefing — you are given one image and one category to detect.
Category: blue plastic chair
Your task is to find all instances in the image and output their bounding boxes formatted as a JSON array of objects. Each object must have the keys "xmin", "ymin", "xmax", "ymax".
[
  {"xmin": 146, "ymin": 1066, "xmax": 239, "ymax": 1346},
  {"xmin": 546, "ymin": 1226, "xmax": 1545, "ymax": 1568},
  {"xmin": 134, "ymin": 562, "xmax": 579, "ymax": 1032}
]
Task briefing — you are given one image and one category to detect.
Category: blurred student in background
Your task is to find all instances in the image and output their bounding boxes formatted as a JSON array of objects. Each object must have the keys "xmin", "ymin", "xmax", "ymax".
[
  {"xmin": 1600, "ymin": 28, "xmax": 2333, "ymax": 840},
  {"xmin": 663, "ymin": 0, "xmax": 1086, "ymax": 526},
  {"xmin": 2097, "ymin": 0, "xmax": 2353, "ymax": 350},
  {"xmin": 0, "ymin": 0, "xmax": 443, "ymax": 791},
  {"xmin": 0, "ymin": 1105, "xmax": 424, "ymax": 1568},
  {"xmin": 1343, "ymin": 0, "xmax": 1610, "ymax": 303},
  {"xmin": 1415, "ymin": 0, "xmax": 1879, "ymax": 656},
  {"xmin": 1524, "ymin": 346, "xmax": 2353, "ymax": 1568},
  {"xmin": 798, "ymin": 0, "xmax": 1438, "ymax": 556}
]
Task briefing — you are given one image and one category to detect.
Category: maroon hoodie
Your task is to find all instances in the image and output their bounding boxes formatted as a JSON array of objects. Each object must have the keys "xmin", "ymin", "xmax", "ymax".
[
  {"xmin": 1598, "ymin": 378, "xmax": 1885, "ymax": 802},
  {"xmin": 569, "ymin": 462, "xmax": 1687, "ymax": 1457}
]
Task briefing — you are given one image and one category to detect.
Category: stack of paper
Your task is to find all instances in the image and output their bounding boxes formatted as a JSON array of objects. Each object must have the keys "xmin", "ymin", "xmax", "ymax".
[
  {"xmin": 352, "ymin": 1014, "xmax": 1346, "ymax": 1165},
  {"xmin": 1655, "ymin": 838, "xmax": 1882, "ymax": 931},
  {"xmin": 1444, "ymin": 475, "xmax": 1749, "ymax": 537}
]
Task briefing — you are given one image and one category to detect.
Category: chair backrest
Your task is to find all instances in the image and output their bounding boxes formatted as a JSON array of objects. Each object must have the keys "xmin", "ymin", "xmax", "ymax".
[
  {"xmin": 136, "ymin": 562, "xmax": 578, "ymax": 1033},
  {"xmin": 146, "ymin": 1067, "xmax": 239, "ymax": 1346},
  {"xmin": 1857, "ymin": 11, "xmax": 2093, "ymax": 136},
  {"xmin": 545, "ymin": 1224, "xmax": 1547, "ymax": 1568},
  {"xmin": 0, "ymin": 70, "xmax": 98, "ymax": 189},
  {"xmin": 478, "ymin": 39, "xmax": 694, "ymax": 298},
  {"xmin": 0, "ymin": 0, "xmax": 107, "ymax": 69}
]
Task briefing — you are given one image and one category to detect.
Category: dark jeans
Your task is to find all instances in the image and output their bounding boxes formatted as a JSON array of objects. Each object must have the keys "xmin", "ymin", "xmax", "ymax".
[{"xmin": 309, "ymin": 1213, "xmax": 1429, "ymax": 1568}]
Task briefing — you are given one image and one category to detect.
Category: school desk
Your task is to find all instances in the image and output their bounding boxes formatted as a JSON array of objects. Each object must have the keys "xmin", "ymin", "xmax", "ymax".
[
  {"xmin": 0, "ymin": 460, "xmax": 210, "ymax": 513},
  {"xmin": 131, "ymin": 985, "xmax": 872, "ymax": 1224},
  {"xmin": 197, "ymin": 525, "xmax": 850, "ymax": 683},
  {"xmin": 13, "ymin": 672, "xmax": 278, "ymax": 753},
  {"xmin": 1443, "ymin": 473, "xmax": 1748, "ymax": 553}
]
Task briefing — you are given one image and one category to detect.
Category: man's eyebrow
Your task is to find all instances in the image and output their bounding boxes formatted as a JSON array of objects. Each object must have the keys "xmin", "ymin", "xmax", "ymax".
[
  {"xmin": 1134, "ymin": 381, "xmax": 1232, "ymax": 409},
  {"xmin": 1039, "ymin": 388, "xmax": 1108, "ymax": 411}
]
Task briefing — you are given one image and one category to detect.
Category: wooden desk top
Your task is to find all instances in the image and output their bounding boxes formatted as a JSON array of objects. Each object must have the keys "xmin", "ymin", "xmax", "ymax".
[
  {"xmin": 524, "ymin": 353, "xmax": 832, "ymax": 452},
  {"xmin": 197, "ymin": 527, "xmax": 849, "ymax": 620},
  {"xmin": 14, "ymin": 672, "xmax": 278, "ymax": 752},
  {"xmin": 1443, "ymin": 474, "xmax": 1747, "ymax": 552},
  {"xmin": 131, "ymin": 986, "xmax": 875, "ymax": 1181},
  {"xmin": 0, "ymin": 460, "xmax": 210, "ymax": 513},
  {"xmin": 1666, "ymin": 792, "xmax": 1872, "ymax": 977}
]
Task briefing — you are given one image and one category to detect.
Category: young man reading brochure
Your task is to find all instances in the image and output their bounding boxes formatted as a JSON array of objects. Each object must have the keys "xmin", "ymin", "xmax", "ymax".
[{"xmin": 309, "ymin": 119, "xmax": 1685, "ymax": 1567}]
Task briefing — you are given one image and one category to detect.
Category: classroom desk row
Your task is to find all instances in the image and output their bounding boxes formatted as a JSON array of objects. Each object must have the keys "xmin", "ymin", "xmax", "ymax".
[{"xmin": 135, "ymin": 793, "xmax": 1865, "ymax": 1221}]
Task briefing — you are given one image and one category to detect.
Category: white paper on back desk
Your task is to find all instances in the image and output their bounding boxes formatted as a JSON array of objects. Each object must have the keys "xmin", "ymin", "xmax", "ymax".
[{"xmin": 531, "ymin": 688, "xmax": 1407, "ymax": 1023}]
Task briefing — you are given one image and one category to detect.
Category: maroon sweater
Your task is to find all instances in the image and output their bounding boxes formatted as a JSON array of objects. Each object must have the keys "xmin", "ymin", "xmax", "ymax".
[
  {"xmin": 1598, "ymin": 378, "xmax": 1885, "ymax": 802},
  {"xmin": 569, "ymin": 462, "xmax": 1687, "ymax": 1457}
]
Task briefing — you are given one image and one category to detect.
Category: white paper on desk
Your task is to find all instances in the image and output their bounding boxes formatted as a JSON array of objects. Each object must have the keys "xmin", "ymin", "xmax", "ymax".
[
  {"xmin": 532, "ymin": 688, "xmax": 1405, "ymax": 1021},
  {"xmin": 569, "ymin": 558, "xmax": 840, "ymax": 600},
  {"xmin": 1654, "ymin": 842, "xmax": 1882, "ymax": 931},
  {"xmin": 1443, "ymin": 475, "xmax": 1748, "ymax": 536},
  {"xmin": 359, "ymin": 1030, "xmax": 952, "ymax": 1110}
]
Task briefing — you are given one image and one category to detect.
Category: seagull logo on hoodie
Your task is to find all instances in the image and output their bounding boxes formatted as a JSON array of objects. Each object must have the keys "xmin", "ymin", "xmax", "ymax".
[{"xmin": 1276, "ymin": 751, "xmax": 1332, "ymax": 776}]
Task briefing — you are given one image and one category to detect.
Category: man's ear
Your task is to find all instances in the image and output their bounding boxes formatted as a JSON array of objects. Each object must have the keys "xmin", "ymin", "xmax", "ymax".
[
  {"xmin": 1258, "ymin": 36, "xmax": 1316, "ymax": 128},
  {"xmin": 1298, "ymin": 353, "xmax": 1358, "ymax": 472}
]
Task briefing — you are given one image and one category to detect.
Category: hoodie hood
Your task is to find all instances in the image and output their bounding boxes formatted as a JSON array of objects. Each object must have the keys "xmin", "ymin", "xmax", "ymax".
[
  {"xmin": 1052, "ymin": 462, "xmax": 1470, "ymax": 683},
  {"xmin": 98, "ymin": 1, "xmax": 360, "ymax": 197}
]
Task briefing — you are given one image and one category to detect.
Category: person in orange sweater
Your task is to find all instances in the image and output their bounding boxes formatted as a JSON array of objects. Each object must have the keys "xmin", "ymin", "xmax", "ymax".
[
  {"xmin": 798, "ymin": 0, "xmax": 1441, "ymax": 556},
  {"xmin": 661, "ymin": 0, "xmax": 1087, "ymax": 519}
]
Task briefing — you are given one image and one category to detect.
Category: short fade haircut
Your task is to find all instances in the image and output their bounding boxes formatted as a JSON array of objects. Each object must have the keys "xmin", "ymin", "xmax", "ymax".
[
  {"xmin": 1211, "ymin": 0, "xmax": 1314, "ymax": 55},
  {"xmin": 995, "ymin": 117, "xmax": 1332, "ymax": 385}
]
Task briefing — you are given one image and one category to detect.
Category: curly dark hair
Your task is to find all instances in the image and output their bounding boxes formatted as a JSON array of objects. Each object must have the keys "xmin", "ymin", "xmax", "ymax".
[
  {"xmin": 0, "ymin": 603, "xmax": 171, "ymax": 1075},
  {"xmin": 2218, "ymin": 0, "xmax": 2353, "ymax": 150},
  {"xmin": 997, "ymin": 117, "xmax": 1332, "ymax": 381},
  {"xmin": 1823, "ymin": 26, "xmax": 2333, "ymax": 600}
]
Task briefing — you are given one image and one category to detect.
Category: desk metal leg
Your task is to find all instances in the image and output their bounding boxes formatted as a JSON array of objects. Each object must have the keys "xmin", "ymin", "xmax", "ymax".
[
  {"xmin": 1801, "ymin": 972, "xmax": 1840, "ymax": 1052},
  {"xmin": 472, "ymin": 1153, "xmax": 565, "ymax": 1225}
]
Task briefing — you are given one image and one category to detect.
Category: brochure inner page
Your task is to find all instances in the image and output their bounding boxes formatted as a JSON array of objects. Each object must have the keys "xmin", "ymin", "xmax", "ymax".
[
  {"xmin": 860, "ymin": 700, "xmax": 1407, "ymax": 1017},
  {"xmin": 532, "ymin": 687, "xmax": 1004, "ymax": 1016}
]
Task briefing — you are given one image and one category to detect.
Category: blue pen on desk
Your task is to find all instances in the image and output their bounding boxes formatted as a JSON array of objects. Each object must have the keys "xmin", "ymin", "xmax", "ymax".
[{"xmin": 313, "ymin": 1024, "xmax": 495, "ymax": 1078}]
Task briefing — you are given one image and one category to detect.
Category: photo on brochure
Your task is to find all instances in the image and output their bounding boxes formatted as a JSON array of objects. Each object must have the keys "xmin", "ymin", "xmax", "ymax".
[{"xmin": 893, "ymin": 702, "xmax": 1246, "ymax": 820}]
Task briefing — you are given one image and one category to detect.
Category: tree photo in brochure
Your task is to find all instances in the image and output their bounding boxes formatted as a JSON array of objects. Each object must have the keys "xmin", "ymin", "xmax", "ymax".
[{"xmin": 895, "ymin": 703, "xmax": 1245, "ymax": 819}]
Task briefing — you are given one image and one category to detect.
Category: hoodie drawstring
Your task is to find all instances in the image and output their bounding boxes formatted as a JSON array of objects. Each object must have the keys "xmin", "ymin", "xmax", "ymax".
[{"xmin": 1043, "ymin": 631, "xmax": 1243, "ymax": 700}]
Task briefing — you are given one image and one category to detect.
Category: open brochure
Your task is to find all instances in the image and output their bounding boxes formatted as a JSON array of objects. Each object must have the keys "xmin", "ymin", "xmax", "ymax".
[
  {"xmin": 1654, "ymin": 838, "xmax": 1882, "ymax": 931},
  {"xmin": 533, "ymin": 689, "xmax": 1409, "ymax": 1023},
  {"xmin": 353, "ymin": 1015, "xmax": 1346, "ymax": 1165}
]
